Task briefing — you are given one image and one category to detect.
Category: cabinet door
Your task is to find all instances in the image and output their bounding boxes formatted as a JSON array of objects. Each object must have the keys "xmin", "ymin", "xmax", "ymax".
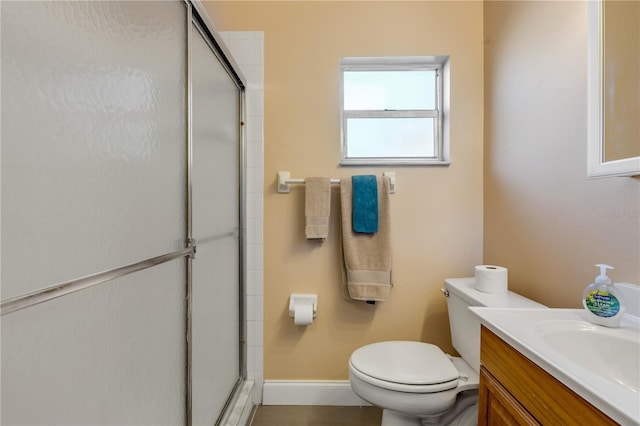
[{"xmin": 478, "ymin": 367, "xmax": 540, "ymax": 426}]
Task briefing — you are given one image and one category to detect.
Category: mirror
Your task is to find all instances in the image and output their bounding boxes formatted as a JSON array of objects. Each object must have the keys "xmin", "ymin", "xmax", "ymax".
[{"xmin": 588, "ymin": 0, "xmax": 640, "ymax": 178}]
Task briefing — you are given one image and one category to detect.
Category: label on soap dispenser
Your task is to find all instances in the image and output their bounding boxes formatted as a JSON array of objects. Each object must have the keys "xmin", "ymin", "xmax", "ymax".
[{"xmin": 585, "ymin": 290, "xmax": 621, "ymax": 318}]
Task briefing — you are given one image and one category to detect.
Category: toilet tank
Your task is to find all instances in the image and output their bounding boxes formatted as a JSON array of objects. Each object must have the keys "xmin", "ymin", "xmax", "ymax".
[{"xmin": 444, "ymin": 277, "xmax": 546, "ymax": 373}]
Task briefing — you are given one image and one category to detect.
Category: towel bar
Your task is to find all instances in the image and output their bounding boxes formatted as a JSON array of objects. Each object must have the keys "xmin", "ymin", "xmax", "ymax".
[
  {"xmin": 0, "ymin": 247, "xmax": 195, "ymax": 316},
  {"xmin": 277, "ymin": 171, "xmax": 396, "ymax": 194}
]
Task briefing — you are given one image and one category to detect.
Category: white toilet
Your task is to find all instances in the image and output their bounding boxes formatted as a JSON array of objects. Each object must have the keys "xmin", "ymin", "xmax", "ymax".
[{"xmin": 349, "ymin": 277, "xmax": 545, "ymax": 426}]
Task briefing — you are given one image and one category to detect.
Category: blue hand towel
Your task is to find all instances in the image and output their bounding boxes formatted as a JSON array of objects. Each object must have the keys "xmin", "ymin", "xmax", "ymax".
[{"xmin": 352, "ymin": 175, "xmax": 378, "ymax": 233}]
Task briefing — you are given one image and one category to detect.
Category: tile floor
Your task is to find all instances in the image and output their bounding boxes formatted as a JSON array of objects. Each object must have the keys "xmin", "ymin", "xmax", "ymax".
[{"xmin": 249, "ymin": 405, "xmax": 382, "ymax": 426}]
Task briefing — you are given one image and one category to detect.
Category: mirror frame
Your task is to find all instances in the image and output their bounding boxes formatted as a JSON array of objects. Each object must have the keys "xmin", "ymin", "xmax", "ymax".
[{"xmin": 587, "ymin": 0, "xmax": 640, "ymax": 178}]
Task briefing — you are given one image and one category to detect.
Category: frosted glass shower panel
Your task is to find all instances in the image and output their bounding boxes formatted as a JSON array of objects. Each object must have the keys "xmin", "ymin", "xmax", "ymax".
[
  {"xmin": 190, "ymin": 24, "xmax": 242, "ymax": 425},
  {"xmin": 1, "ymin": 1, "xmax": 187, "ymax": 298},
  {"xmin": 1, "ymin": 262, "xmax": 186, "ymax": 425}
]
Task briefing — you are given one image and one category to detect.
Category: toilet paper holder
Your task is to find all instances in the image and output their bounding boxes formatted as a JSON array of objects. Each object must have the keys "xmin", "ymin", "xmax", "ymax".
[{"xmin": 289, "ymin": 293, "xmax": 318, "ymax": 319}]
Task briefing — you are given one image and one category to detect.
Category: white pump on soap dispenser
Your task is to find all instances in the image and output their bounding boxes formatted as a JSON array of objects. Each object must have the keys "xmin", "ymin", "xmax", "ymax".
[{"xmin": 582, "ymin": 264, "xmax": 625, "ymax": 327}]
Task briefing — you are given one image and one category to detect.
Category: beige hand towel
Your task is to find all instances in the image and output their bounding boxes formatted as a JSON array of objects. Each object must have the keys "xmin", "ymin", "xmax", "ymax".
[
  {"xmin": 305, "ymin": 177, "xmax": 331, "ymax": 240},
  {"xmin": 340, "ymin": 176, "xmax": 392, "ymax": 301}
]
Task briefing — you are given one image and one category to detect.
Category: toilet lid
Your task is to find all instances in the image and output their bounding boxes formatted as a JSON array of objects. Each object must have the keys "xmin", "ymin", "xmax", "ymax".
[{"xmin": 350, "ymin": 341, "xmax": 459, "ymax": 386}]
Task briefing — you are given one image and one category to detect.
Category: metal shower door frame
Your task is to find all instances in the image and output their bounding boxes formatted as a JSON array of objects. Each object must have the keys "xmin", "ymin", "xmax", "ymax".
[{"xmin": 185, "ymin": 2, "xmax": 247, "ymax": 425}]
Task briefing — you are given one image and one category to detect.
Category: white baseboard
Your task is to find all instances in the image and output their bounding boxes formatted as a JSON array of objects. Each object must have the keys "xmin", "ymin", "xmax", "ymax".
[{"xmin": 262, "ymin": 380, "xmax": 370, "ymax": 406}]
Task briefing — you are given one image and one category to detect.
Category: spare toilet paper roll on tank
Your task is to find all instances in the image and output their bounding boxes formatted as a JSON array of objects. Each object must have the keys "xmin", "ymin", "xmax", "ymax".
[{"xmin": 475, "ymin": 265, "xmax": 508, "ymax": 294}]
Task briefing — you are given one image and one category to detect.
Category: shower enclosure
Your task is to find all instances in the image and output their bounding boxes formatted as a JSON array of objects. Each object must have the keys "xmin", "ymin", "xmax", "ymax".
[{"xmin": 1, "ymin": 1, "xmax": 246, "ymax": 424}]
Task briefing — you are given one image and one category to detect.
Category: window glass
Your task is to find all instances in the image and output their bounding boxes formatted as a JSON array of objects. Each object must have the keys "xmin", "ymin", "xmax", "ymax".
[
  {"xmin": 340, "ymin": 56, "xmax": 449, "ymax": 165},
  {"xmin": 344, "ymin": 71, "xmax": 436, "ymax": 110},
  {"xmin": 346, "ymin": 117, "xmax": 435, "ymax": 158}
]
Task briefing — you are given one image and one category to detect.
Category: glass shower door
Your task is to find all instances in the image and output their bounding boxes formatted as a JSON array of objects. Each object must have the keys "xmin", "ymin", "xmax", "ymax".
[
  {"xmin": 1, "ymin": 1, "xmax": 187, "ymax": 424},
  {"xmin": 190, "ymin": 21, "xmax": 243, "ymax": 425}
]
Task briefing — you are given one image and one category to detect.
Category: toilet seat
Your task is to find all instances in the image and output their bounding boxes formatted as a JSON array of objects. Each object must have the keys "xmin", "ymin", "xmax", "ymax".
[{"xmin": 349, "ymin": 341, "xmax": 460, "ymax": 393}]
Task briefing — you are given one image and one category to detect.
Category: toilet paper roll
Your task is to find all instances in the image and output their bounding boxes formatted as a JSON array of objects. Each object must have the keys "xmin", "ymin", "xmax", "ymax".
[
  {"xmin": 475, "ymin": 265, "xmax": 508, "ymax": 294},
  {"xmin": 294, "ymin": 305, "xmax": 314, "ymax": 325}
]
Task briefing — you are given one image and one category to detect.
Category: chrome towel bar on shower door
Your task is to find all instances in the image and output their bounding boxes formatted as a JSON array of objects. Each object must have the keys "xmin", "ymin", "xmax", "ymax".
[{"xmin": 0, "ymin": 246, "xmax": 195, "ymax": 316}]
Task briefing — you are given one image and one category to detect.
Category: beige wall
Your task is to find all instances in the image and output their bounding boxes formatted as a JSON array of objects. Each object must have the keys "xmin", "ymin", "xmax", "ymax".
[
  {"xmin": 207, "ymin": 1, "xmax": 485, "ymax": 380},
  {"xmin": 484, "ymin": 1, "xmax": 639, "ymax": 308}
]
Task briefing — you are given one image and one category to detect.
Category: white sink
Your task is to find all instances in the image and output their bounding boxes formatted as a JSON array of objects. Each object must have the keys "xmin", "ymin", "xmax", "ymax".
[
  {"xmin": 470, "ymin": 307, "xmax": 640, "ymax": 425},
  {"xmin": 536, "ymin": 319, "xmax": 639, "ymax": 393}
]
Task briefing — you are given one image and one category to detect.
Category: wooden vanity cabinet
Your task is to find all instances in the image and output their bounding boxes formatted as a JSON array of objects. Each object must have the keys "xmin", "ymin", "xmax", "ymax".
[{"xmin": 478, "ymin": 326, "xmax": 617, "ymax": 426}]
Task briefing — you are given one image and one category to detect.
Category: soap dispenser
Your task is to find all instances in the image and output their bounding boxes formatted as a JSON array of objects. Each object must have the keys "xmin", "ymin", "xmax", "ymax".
[{"xmin": 583, "ymin": 264, "xmax": 625, "ymax": 327}]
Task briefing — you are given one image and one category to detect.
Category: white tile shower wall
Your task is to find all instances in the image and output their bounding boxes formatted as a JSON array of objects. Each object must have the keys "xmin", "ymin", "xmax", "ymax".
[{"xmin": 220, "ymin": 31, "xmax": 264, "ymax": 404}]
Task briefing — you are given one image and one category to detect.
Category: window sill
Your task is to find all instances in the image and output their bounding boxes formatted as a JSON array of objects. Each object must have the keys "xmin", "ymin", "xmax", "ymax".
[{"xmin": 340, "ymin": 158, "xmax": 451, "ymax": 167}]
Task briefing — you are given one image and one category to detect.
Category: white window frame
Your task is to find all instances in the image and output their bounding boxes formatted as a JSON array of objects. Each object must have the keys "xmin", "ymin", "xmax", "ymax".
[{"xmin": 340, "ymin": 56, "xmax": 450, "ymax": 166}]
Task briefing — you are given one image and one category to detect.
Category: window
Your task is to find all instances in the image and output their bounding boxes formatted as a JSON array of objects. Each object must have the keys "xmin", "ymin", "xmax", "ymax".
[{"xmin": 340, "ymin": 56, "xmax": 450, "ymax": 165}]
